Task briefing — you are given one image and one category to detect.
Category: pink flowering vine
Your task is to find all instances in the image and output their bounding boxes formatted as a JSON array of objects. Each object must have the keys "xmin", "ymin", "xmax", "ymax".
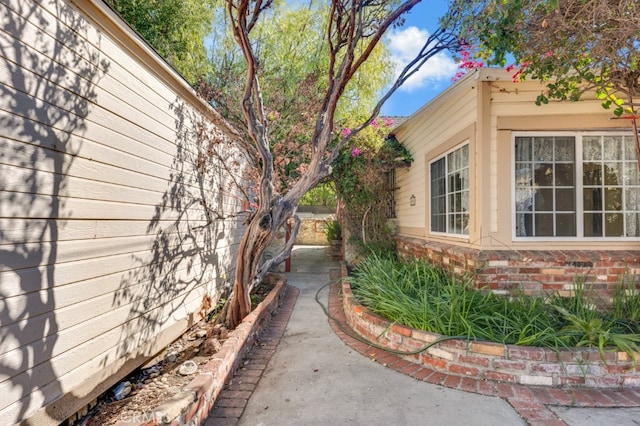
[
  {"xmin": 383, "ymin": 116, "xmax": 394, "ymax": 127},
  {"xmin": 341, "ymin": 127, "xmax": 351, "ymax": 137},
  {"xmin": 370, "ymin": 118, "xmax": 379, "ymax": 129},
  {"xmin": 351, "ymin": 147, "xmax": 360, "ymax": 157},
  {"xmin": 510, "ymin": 61, "xmax": 531, "ymax": 82},
  {"xmin": 452, "ymin": 45, "xmax": 484, "ymax": 81}
]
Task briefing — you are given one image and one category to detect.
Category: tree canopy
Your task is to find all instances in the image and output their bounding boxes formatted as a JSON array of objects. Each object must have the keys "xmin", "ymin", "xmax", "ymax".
[
  {"xmin": 448, "ymin": 0, "xmax": 640, "ymax": 116},
  {"xmin": 203, "ymin": 1, "xmax": 393, "ymax": 193},
  {"xmin": 219, "ymin": 0, "xmax": 462, "ymax": 327},
  {"xmin": 106, "ymin": 0, "xmax": 217, "ymax": 84}
]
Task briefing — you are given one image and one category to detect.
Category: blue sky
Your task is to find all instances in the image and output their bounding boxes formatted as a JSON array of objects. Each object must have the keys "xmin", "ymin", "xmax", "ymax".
[{"xmin": 380, "ymin": 1, "xmax": 458, "ymax": 118}]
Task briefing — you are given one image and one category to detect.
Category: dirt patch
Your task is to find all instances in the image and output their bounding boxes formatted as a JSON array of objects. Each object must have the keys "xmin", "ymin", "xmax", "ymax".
[{"xmin": 71, "ymin": 281, "xmax": 274, "ymax": 426}]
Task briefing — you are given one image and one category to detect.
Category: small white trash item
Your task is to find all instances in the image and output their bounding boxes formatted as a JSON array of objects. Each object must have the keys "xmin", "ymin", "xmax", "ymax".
[{"xmin": 178, "ymin": 360, "xmax": 198, "ymax": 375}]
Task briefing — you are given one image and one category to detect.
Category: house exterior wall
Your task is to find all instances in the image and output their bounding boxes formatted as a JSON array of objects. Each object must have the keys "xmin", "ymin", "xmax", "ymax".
[
  {"xmin": 0, "ymin": 1, "xmax": 246, "ymax": 423},
  {"xmin": 394, "ymin": 73, "xmax": 479, "ymax": 239},
  {"xmin": 394, "ymin": 68, "xmax": 640, "ymax": 297},
  {"xmin": 484, "ymin": 71, "xmax": 635, "ymax": 251}
]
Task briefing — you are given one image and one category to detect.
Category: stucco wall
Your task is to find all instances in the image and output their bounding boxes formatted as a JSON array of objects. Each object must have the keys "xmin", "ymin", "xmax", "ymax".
[
  {"xmin": 0, "ymin": 1, "xmax": 246, "ymax": 423},
  {"xmin": 295, "ymin": 215, "xmax": 333, "ymax": 245}
]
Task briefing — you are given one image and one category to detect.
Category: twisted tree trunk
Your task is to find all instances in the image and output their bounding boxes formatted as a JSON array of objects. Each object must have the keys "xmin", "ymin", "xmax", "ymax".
[{"xmin": 219, "ymin": 0, "xmax": 459, "ymax": 328}]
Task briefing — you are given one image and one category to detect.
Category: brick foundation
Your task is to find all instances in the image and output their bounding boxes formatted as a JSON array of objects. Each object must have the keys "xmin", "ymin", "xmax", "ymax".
[
  {"xmin": 396, "ymin": 235, "xmax": 640, "ymax": 300},
  {"xmin": 341, "ymin": 263, "xmax": 640, "ymax": 389}
]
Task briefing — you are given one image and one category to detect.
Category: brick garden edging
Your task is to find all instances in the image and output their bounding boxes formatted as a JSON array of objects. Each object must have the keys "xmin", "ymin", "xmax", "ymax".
[
  {"xmin": 340, "ymin": 263, "xmax": 640, "ymax": 390},
  {"xmin": 115, "ymin": 275, "xmax": 287, "ymax": 426}
]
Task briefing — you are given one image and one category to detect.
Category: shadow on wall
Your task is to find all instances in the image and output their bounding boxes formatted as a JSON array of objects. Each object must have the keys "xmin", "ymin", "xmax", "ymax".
[
  {"xmin": 0, "ymin": 1, "xmax": 107, "ymax": 422},
  {"xmin": 111, "ymin": 99, "xmax": 243, "ymax": 362}
]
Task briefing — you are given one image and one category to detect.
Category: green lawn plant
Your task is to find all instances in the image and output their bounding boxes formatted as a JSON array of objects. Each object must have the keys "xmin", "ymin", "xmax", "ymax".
[{"xmin": 350, "ymin": 254, "xmax": 640, "ymax": 366}]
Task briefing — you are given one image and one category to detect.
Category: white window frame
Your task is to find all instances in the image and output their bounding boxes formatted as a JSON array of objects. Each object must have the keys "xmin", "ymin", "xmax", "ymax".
[
  {"xmin": 429, "ymin": 142, "xmax": 470, "ymax": 238},
  {"xmin": 511, "ymin": 131, "xmax": 640, "ymax": 241}
]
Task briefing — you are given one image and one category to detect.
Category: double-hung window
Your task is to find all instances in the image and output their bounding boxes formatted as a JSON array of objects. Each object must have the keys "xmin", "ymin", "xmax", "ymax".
[
  {"xmin": 430, "ymin": 143, "xmax": 469, "ymax": 236},
  {"xmin": 514, "ymin": 133, "xmax": 640, "ymax": 239}
]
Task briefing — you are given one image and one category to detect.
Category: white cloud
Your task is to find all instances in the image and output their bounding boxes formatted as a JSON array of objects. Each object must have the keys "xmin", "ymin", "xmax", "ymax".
[{"xmin": 386, "ymin": 26, "xmax": 458, "ymax": 91}]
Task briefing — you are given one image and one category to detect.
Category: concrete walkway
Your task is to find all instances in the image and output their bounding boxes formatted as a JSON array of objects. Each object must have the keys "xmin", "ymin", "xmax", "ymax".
[{"xmin": 207, "ymin": 246, "xmax": 640, "ymax": 425}]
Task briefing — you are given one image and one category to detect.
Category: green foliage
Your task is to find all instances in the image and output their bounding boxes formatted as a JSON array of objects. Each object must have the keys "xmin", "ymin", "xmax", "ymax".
[
  {"xmin": 106, "ymin": 0, "xmax": 217, "ymax": 84},
  {"xmin": 324, "ymin": 220, "xmax": 342, "ymax": 242},
  {"xmin": 448, "ymin": 0, "xmax": 640, "ymax": 116},
  {"xmin": 331, "ymin": 118, "xmax": 411, "ymax": 258},
  {"xmin": 204, "ymin": 2, "xmax": 393, "ymax": 194},
  {"xmin": 300, "ymin": 183, "xmax": 338, "ymax": 207},
  {"xmin": 613, "ymin": 271, "xmax": 640, "ymax": 324},
  {"xmin": 553, "ymin": 305, "xmax": 640, "ymax": 368},
  {"xmin": 350, "ymin": 255, "xmax": 640, "ymax": 361}
]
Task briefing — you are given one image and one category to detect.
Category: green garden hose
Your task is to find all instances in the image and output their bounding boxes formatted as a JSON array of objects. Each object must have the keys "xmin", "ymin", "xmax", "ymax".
[{"xmin": 314, "ymin": 279, "xmax": 475, "ymax": 356}]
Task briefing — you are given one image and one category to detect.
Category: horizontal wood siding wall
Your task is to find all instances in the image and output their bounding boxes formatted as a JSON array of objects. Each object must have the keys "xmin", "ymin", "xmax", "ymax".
[
  {"xmin": 0, "ymin": 0, "xmax": 246, "ymax": 423},
  {"xmin": 485, "ymin": 75, "xmax": 634, "ymax": 249},
  {"xmin": 394, "ymin": 77, "xmax": 478, "ymax": 233}
]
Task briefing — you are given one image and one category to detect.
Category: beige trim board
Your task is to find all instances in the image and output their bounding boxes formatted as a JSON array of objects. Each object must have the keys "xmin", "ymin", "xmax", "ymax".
[
  {"xmin": 397, "ymin": 227, "xmax": 426, "ymax": 238},
  {"xmin": 497, "ymin": 114, "xmax": 626, "ymax": 131}
]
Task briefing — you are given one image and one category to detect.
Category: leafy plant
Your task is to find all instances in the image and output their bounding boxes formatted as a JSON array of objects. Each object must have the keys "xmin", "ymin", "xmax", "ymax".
[
  {"xmin": 612, "ymin": 270, "xmax": 640, "ymax": 323},
  {"xmin": 300, "ymin": 183, "xmax": 338, "ymax": 207},
  {"xmin": 350, "ymin": 254, "xmax": 640, "ymax": 362},
  {"xmin": 331, "ymin": 118, "xmax": 411, "ymax": 259},
  {"xmin": 325, "ymin": 220, "xmax": 342, "ymax": 242},
  {"xmin": 553, "ymin": 305, "xmax": 640, "ymax": 368}
]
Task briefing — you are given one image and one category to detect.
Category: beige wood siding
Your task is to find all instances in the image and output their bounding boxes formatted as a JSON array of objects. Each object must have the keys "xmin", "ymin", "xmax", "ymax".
[
  {"xmin": 484, "ymin": 70, "xmax": 636, "ymax": 250},
  {"xmin": 0, "ymin": 1, "xmax": 246, "ymax": 423},
  {"xmin": 394, "ymin": 68, "xmax": 638, "ymax": 252},
  {"xmin": 394, "ymin": 74, "xmax": 478, "ymax": 237}
]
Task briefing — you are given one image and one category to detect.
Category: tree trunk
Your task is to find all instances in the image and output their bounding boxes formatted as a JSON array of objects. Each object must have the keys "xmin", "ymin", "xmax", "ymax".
[
  {"xmin": 223, "ymin": 214, "xmax": 270, "ymax": 328},
  {"xmin": 222, "ymin": 201, "xmax": 299, "ymax": 329}
]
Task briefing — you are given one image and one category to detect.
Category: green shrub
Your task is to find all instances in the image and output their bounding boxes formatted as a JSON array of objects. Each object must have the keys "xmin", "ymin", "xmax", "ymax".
[
  {"xmin": 325, "ymin": 219, "xmax": 342, "ymax": 242},
  {"xmin": 350, "ymin": 254, "xmax": 640, "ymax": 362}
]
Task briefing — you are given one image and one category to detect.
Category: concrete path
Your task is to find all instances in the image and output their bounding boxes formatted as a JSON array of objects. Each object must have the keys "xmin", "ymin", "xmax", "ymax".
[{"xmin": 207, "ymin": 246, "xmax": 640, "ymax": 425}]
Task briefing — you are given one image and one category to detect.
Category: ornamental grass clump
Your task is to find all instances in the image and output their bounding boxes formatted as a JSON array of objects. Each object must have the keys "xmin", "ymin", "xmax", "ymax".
[{"xmin": 349, "ymin": 254, "xmax": 640, "ymax": 362}]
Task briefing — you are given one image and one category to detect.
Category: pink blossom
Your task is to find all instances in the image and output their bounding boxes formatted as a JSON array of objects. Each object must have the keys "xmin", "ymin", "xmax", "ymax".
[
  {"xmin": 505, "ymin": 64, "xmax": 515, "ymax": 72},
  {"xmin": 340, "ymin": 127, "xmax": 351, "ymax": 137},
  {"xmin": 383, "ymin": 116, "xmax": 394, "ymax": 127},
  {"xmin": 453, "ymin": 45, "xmax": 484, "ymax": 81},
  {"xmin": 371, "ymin": 118, "xmax": 379, "ymax": 129},
  {"xmin": 267, "ymin": 110, "xmax": 280, "ymax": 120},
  {"xmin": 351, "ymin": 147, "xmax": 360, "ymax": 157},
  {"xmin": 512, "ymin": 69, "xmax": 524, "ymax": 82}
]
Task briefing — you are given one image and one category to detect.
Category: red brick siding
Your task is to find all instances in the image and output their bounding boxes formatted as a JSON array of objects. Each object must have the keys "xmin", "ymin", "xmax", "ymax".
[{"xmin": 395, "ymin": 236, "xmax": 640, "ymax": 300}]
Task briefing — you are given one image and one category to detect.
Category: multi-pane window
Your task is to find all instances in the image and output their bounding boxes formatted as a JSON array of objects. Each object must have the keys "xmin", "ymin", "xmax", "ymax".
[
  {"xmin": 514, "ymin": 134, "xmax": 640, "ymax": 238},
  {"xmin": 430, "ymin": 144, "xmax": 469, "ymax": 235}
]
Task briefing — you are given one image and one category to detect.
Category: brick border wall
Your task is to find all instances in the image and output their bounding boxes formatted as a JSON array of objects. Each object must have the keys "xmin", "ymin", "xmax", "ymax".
[
  {"xmin": 396, "ymin": 235, "xmax": 640, "ymax": 300},
  {"xmin": 114, "ymin": 275, "xmax": 287, "ymax": 426},
  {"xmin": 341, "ymin": 263, "xmax": 640, "ymax": 389}
]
